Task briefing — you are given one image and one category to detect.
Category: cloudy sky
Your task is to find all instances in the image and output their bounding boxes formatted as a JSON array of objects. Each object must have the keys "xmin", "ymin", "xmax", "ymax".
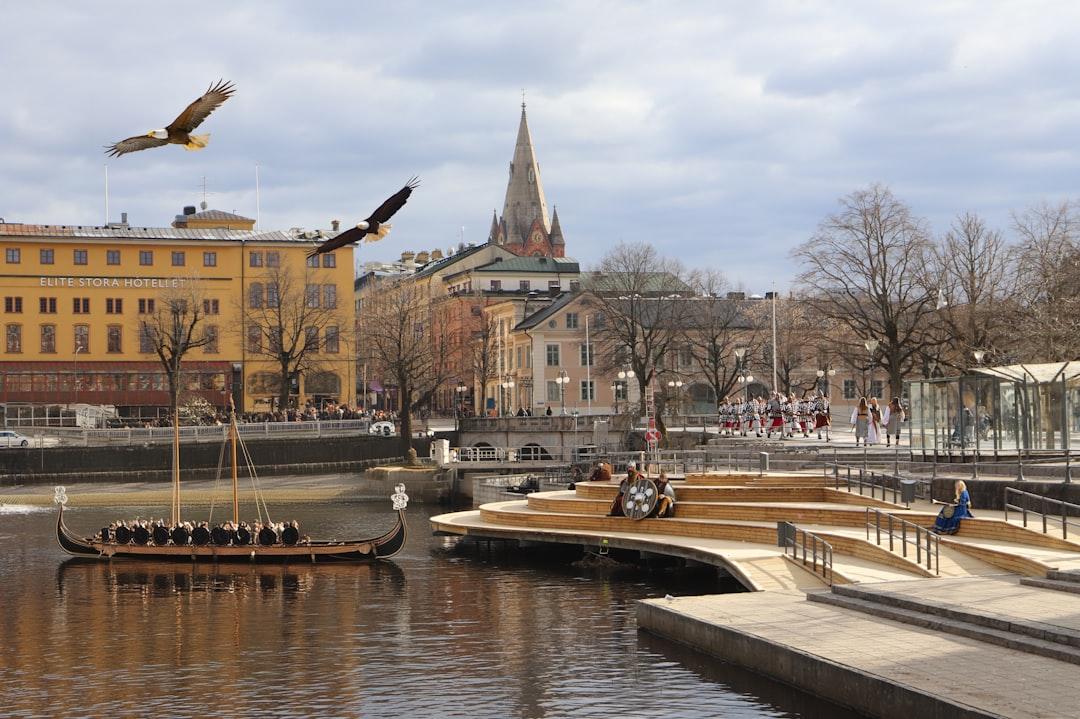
[{"xmin": 2, "ymin": 1, "xmax": 1078, "ymax": 288}]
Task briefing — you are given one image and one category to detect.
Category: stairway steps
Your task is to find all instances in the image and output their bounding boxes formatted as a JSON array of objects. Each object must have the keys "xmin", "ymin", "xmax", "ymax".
[
  {"xmin": 830, "ymin": 583, "xmax": 1080, "ymax": 650},
  {"xmin": 1047, "ymin": 569, "xmax": 1080, "ymax": 584},
  {"xmin": 1020, "ymin": 577, "xmax": 1080, "ymax": 595},
  {"xmin": 806, "ymin": 592, "xmax": 1080, "ymax": 666}
]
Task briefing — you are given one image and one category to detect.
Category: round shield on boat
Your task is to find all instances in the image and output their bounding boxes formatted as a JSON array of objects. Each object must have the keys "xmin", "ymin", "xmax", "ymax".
[
  {"xmin": 133, "ymin": 526, "xmax": 151, "ymax": 545},
  {"xmin": 152, "ymin": 526, "xmax": 170, "ymax": 545},
  {"xmin": 258, "ymin": 527, "xmax": 278, "ymax": 546},
  {"xmin": 235, "ymin": 527, "xmax": 251, "ymax": 546},
  {"xmin": 171, "ymin": 526, "xmax": 190, "ymax": 546},
  {"xmin": 621, "ymin": 477, "xmax": 659, "ymax": 521},
  {"xmin": 282, "ymin": 526, "xmax": 299, "ymax": 546},
  {"xmin": 114, "ymin": 525, "xmax": 133, "ymax": 544},
  {"xmin": 191, "ymin": 526, "xmax": 211, "ymax": 546},
  {"xmin": 100, "ymin": 527, "xmax": 112, "ymax": 543},
  {"xmin": 211, "ymin": 526, "xmax": 230, "ymax": 546}
]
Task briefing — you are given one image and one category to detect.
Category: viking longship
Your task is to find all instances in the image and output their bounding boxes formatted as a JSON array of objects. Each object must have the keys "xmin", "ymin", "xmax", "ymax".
[{"xmin": 55, "ymin": 404, "xmax": 407, "ymax": 562}]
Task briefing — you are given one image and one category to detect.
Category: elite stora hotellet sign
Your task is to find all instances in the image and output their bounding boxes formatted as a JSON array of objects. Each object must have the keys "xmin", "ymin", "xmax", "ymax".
[{"xmin": 38, "ymin": 275, "xmax": 195, "ymax": 288}]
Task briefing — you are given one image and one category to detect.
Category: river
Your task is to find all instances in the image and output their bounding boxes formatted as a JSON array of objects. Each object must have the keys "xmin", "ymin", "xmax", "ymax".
[{"xmin": 0, "ymin": 499, "xmax": 860, "ymax": 718}]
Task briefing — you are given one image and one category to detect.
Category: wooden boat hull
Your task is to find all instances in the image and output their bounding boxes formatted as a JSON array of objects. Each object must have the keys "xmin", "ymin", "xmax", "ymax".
[{"xmin": 56, "ymin": 503, "xmax": 407, "ymax": 562}]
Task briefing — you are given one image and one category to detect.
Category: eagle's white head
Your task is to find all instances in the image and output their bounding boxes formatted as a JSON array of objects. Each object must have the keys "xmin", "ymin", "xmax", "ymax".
[
  {"xmin": 147, "ymin": 129, "xmax": 169, "ymax": 140},
  {"xmin": 356, "ymin": 220, "xmax": 370, "ymax": 231}
]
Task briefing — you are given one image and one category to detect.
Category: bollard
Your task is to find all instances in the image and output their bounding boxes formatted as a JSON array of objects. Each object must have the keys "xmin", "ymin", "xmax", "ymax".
[{"xmin": 758, "ymin": 452, "xmax": 769, "ymax": 477}]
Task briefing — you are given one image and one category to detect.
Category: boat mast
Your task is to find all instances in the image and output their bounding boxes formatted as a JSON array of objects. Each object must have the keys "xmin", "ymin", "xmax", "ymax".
[
  {"xmin": 230, "ymin": 396, "xmax": 239, "ymax": 524},
  {"xmin": 172, "ymin": 405, "xmax": 181, "ymax": 526}
]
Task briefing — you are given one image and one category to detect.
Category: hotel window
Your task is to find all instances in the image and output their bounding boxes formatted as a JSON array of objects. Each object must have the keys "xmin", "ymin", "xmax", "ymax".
[
  {"xmin": 107, "ymin": 325, "xmax": 122, "ymax": 353},
  {"xmin": 306, "ymin": 255, "xmax": 320, "ymax": 268},
  {"xmin": 269, "ymin": 330, "xmax": 282, "ymax": 354},
  {"xmin": 40, "ymin": 324, "xmax": 56, "ymax": 353},
  {"xmin": 324, "ymin": 326, "xmax": 339, "ymax": 353},
  {"xmin": 580, "ymin": 380, "xmax": 595, "ymax": 401},
  {"xmin": 489, "ymin": 280, "xmax": 502, "ymax": 291},
  {"xmin": 322, "ymin": 284, "xmax": 337, "ymax": 309},
  {"xmin": 322, "ymin": 254, "xmax": 336, "ymax": 268},
  {"xmin": 519, "ymin": 280, "xmax": 530, "ymax": 291},
  {"xmin": 73, "ymin": 249, "xmax": 88, "ymax": 265},
  {"xmin": 266, "ymin": 282, "xmax": 280, "ymax": 308},
  {"xmin": 614, "ymin": 381, "xmax": 628, "ymax": 401},
  {"xmin": 106, "ymin": 249, "xmax": 121, "ymax": 265},
  {"xmin": 74, "ymin": 325, "xmax": 89, "ymax": 352},
  {"xmin": 249, "ymin": 251, "xmax": 263, "ymax": 267},
  {"xmin": 565, "ymin": 313, "xmax": 579, "ymax": 329},
  {"xmin": 5, "ymin": 248, "xmax": 20, "ymax": 264},
  {"xmin": 39, "ymin": 297, "xmax": 56, "ymax": 314},
  {"xmin": 5, "ymin": 324, "xmax": 22, "ymax": 353},
  {"xmin": 73, "ymin": 298, "xmax": 89, "ymax": 314},
  {"xmin": 305, "ymin": 327, "xmax": 319, "ymax": 353},
  {"xmin": 202, "ymin": 298, "xmax": 220, "ymax": 315},
  {"xmin": 204, "ymin": 325, "xmax": 219, "ymax": 353},
  {"xmin": 870, "ymin": 380, "xmax": 884, "ymax": 399},
  {"xmin": 40, "ymin": 248, "xmax": 54, "ymax": 265},
  {"xmin": 203, "ymin": 251, "xmax": 217, "ymax": 267},
  {"xmin": 249, "ymin": 282, "xmax": 264, "ymax": 309},
  {"xmin": 247, "ymin": 326, "xmax": 262, "ymax": 352},
  {"xmin": 579, "ymin": 342, "xmax": 593, "ymax": 366},
  {"xmin": 139, "ymin": 250, "xmax": 153, "ymax": 266},
  {"xmin": 305, "ymin": 284, "xmax": 320, "ymax": 308},
  {"xmin": 171, "ymin": 251, "xmax": 185, "ymax": 266},
  {"xmin": 105, "ymin": 298, "xmax": 123, "ymax": 314},
  {"xmin": 546, "ymin": 381, "xmax": 560, "ymax": 402},
  {"xmin": 139, "ymin": 325, "xmax": 155, "ymax": 354},
  {"xmin": 842, "ymin": 379, "xmax": 857, "ymax": 400},
  {"xmin": 4, "ymin": 297, "xmax": 22, "ymax": 313},
  {"xmin": 138, "ymin": 298, "xmax": 155, "ymax": 315},
  {"xmin": 546, "ymin": 343, "xmax": 560, "ymax": 366},
  {"xmin": 266, "ymin": 251, "xmax": 280, "ymax": 267}
]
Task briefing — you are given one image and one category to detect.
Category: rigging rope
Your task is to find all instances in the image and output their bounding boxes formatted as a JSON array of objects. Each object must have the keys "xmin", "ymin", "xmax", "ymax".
[{"xmin": 207, "ymin": 427, "xmax": 228, "ymax": 524}]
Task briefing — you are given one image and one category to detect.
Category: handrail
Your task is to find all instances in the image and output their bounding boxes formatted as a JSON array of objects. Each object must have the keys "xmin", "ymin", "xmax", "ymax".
[
  {"xmin": 826, "ymin": 463, "xmax": 930, "ymax": 505},
  {"xmin": 1004, "ymin": 488, "xmax": 1080, "ymax": 539},
  {"xmin": 865, "ymin": 507, "xmax": 939, "ymax": 575},
  {"xmin": 778, "ymin": 522, "xmax": 833, "ymax": 585}
]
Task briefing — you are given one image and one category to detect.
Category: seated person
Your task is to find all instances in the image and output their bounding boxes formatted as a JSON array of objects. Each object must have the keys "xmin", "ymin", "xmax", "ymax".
[
  {"xmin": 588, "ymin": 461, "xmax": 612, "ymax": 483},
  {"xmin": 651, "ymin": 472, "xmax": 677, "ymax": 518},
  {"xmin": 609, "ymin": 463, "xmax": 641, "ymax": 517},
  {"xmin": 933, "ymin": 480, "xmax": 975, "ymax": 535}
]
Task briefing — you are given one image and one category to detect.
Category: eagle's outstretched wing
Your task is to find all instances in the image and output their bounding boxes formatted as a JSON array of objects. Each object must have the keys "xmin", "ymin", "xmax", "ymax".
[
  {"xmin": 105, "ymin": 135, "xmax": 170, "ymax": 157},
  {"xmin": 167, "ymin": 79, "xmax": 236, "ymax": 133},
  {"xmin": 306, "ymin": 227, "xmax": 367, "ymax": 258},
  {"xmin": 366, "ymin": 177, "xmax": 420, "ymax": 224}
]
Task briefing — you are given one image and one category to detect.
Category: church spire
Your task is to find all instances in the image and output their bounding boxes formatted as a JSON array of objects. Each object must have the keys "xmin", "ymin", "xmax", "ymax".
[
  {"xmin": 549, "ymin": 206, "xmax": 565, "ymax": 246},
  {"xmin": 501, "ymin": 104, "xmax": 550, "ymax": 246}
]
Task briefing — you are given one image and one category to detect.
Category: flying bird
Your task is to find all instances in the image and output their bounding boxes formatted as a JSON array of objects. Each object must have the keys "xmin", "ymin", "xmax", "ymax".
[
  {"xmin": 307, "ymin": 178, "xmax": 420, "ymax": 258},
  {"xmin": 105, "ymin": 79, "xmax": 236, "ymax": 157}
]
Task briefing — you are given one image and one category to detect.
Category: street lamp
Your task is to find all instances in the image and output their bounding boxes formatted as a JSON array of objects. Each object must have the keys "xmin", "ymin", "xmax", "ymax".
[
  {"xmin": 616, "ymin": 368, "xmax": 635, "ymax": 414},
  {"xmin": 734, "ymin": 347, "xmax": 753, "ymax": 400},
  {"xmin": 972, "ymin": 349, "xmax": 986, "ymax": 365},
  {"xmin": 555, "ymin": 369, "xmax": 570, "ymax": 415},
  {"xmin": 816, "ymin": 367, "xmax": 836, "ymax": 397},
  {"xmin": 500, "ymin": 376, "xmax": 515, "ymax": 416},
  {"xmin": 667, "ymin": 379, "xmax": 684, "ymax": 418},
  {"xmin": 454, "ymin": 382, "xmax": 468, "ymax": 430}
]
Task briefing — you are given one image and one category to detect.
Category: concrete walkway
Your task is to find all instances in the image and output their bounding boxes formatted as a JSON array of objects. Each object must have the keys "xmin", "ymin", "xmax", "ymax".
[{"xmin": 640, "ymin": 588, "xmax": 1080, "ymax": 718}]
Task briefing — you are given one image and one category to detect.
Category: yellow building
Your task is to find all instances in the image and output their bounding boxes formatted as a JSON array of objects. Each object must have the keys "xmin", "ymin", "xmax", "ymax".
[{"xmin": 0, "ymin": 211, "xmax": 354, "ymax": 419}]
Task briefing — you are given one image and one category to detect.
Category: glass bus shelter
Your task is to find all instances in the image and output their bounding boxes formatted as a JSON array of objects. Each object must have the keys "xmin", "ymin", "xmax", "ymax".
[{"xmin": 906, "ymin": 362, "xmax": 1080, "ymax": 455}]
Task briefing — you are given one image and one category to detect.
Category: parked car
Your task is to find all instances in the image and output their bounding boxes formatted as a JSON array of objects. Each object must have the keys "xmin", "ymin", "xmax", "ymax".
[
  {"xmin": 0, "ymin": 430, "xmax": 31, "ymax": 448},
  {"xmin": 369, "ymin": 421, "xmax": 396, "ymax": 436}
]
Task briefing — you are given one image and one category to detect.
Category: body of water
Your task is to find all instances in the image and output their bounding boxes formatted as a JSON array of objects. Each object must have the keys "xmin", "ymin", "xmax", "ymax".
[{"xmin": 0, "ymin": 498, "xmax": 859, "ymax": 718}]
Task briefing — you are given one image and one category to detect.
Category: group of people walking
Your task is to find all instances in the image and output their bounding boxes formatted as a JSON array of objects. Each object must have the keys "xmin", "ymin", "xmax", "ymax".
[
  {"xmin": 718, "ymin": 393, "xmax": 834, "ymax": 441},
  {"xmin": 849, "ymin": 397, "xmax": 905, "ymax": 447}
]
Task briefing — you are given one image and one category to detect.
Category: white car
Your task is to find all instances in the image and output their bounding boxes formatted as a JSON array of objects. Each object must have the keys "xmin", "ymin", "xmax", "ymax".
[
  {"xmin": 0, "ymin": 430, "xmax": 30, "ymax": 448},
  {"xmin": 369, "ymin": 421, "xmax": 396, "ymax": 436}
]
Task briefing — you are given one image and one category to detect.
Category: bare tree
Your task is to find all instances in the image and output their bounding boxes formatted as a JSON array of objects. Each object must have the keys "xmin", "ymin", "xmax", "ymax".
[
  {"xmin": 761, "ymin": 295, "xmax": 821, "ymax": 397},
  {"xmin": 358, "ymin": 277, "xmax": 453, "ymax": 454},
  {"xmin": 585, "ymin": 241, "xmax": 691, "ymax": 431},
  {"xmin": 469, "ymin": 312, "xmax": 500, "ymax": 415},
  {"xmin": 792, "ymin": 184, "xmax": 942, "ymax": 396},
  {"xmin": 1010, "ymin": 200, "xmax": 1080, "ymax": 361},
  {"xmin": 243, "ymin": 264, "xmax": 345, "ymax": 411},
  {"xmin": 682, "ymin": 271, "xmax": 758, "ymax": 410},
  {"xmin": 137, "ymin": 281, "xmax": 213, "ymax": 421},
  {"xmin": 933, "ymin": 212, "xmax": 1017, "ymax": 368}
]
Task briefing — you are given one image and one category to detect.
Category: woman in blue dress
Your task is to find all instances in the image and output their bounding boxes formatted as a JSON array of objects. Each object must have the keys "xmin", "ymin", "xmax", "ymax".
[{"xmin": 934, "ymin": 480, "xmax": 975, "ymax": 534}]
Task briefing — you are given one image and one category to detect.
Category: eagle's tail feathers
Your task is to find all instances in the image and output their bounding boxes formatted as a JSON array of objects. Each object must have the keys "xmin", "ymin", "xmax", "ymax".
[
  {"xmin": 184, "ymin": 134, "xmax": 211, "ymax": 151},
  {"xmin": 365, "ymin": 223, "xmax": 392, "ymax": 243}
]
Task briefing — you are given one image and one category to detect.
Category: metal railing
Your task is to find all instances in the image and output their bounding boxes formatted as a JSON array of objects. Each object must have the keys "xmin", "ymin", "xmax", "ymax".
[
  {"xmin": 1004, "ymin": 488, "xmax": 1080, "ymax": 539},
  {"xmin": 778, "ymin": 521, "xmax": 834, "ymax": 585},
  {"xmin": 29, "ymin": 419, "xmax": 374, "ymax": 446},
  {"xmin": 826, "ymin": 463, "xmax": 931, "ymax": 506},
  {"xmin": 865, "ymin": 507, "xmax": 939, "ymax": 574}
]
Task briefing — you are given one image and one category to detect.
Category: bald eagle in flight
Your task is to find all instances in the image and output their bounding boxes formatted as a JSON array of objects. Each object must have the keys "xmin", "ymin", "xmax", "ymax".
[
  {"xmin": 105, "ymin": 79, "xmax": 235, "ymax": 157},
  {"xmin": 307, "ymin": 178, "xmax": 420, "ymax": 258}
]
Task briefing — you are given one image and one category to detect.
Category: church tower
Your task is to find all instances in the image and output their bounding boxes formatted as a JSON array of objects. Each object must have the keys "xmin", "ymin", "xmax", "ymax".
[{"xmin": 488, "ymin": 103, "xmax": 565, "ymax": 257}]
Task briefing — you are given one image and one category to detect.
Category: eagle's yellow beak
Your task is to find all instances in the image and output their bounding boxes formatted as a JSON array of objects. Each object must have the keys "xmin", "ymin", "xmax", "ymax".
[{"xmin": 146, "ymin": 131, "xmax": 155, "ymax": 137}]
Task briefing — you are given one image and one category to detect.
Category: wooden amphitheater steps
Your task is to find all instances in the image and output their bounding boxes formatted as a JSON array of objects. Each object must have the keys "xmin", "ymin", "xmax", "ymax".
[
  {"xmin": 574, "ymin": 482, "xmax": 900, "ymax": 508},
  {"xmin": 684, "ymin": 473, "xmax": 829, "ymax": 487}
]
